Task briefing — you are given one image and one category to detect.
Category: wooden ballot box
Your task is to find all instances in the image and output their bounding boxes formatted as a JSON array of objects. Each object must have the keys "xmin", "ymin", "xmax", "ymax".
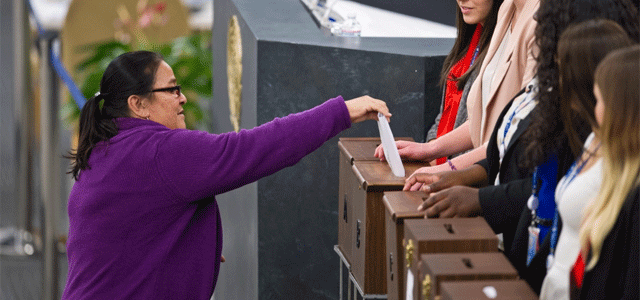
[
  {"xmin": 383, "ymin": 191, "xmax": 427, "ymax": 300},
  {"xmin": 403, "ymin": 218, "xmax": 499, "ymax": 299},
  {"xmin": 413, "ymin": 253, "xmax": 519, "ymax": 300},
  {"xmin": 337, "ymin": 137, "xmax": 422, "ymax": 295},
  {"xmin": 440, "ymin": 280, "xmax": 538, "ymax": 300},
  {"xmin": 338, "ymin": 137, "xmax": 414, "ymax": 263}
]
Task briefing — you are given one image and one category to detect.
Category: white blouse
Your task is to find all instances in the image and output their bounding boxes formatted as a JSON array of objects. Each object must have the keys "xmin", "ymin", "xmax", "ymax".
[
  {"xmin": 494, "ymin": 78, "xmax": 538, "ymax": 185},
  {"xmin": 539, "ymin": 132, "xmax": 603, "ymax": 300}
]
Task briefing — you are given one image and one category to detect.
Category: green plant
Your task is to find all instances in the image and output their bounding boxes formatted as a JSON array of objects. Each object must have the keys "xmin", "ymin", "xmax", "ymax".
[
  {"xmin": 61, "ymin": 32, "xmax": 212, "ymax": 131},
  {"xmin": 61, "ymin": 0, "xmax": 212, "ymax": 131}
]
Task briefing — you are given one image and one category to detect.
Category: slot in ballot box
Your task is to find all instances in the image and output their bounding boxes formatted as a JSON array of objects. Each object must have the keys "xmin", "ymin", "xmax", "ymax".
[
  {"xmin": 440, "ymin": 280, "xmax": 538, "ymax": 300},
  {"xmin": 414, "ymin": 253, "xmax": 519, "ymax": 300},
  {"xmin": 383, "ymin": 191, "xmax": 427, "ymax": 300},
  {"xmin": 403, "ymin": 218, "xmax": 499, "ymax": 299},
  {"xmin": 338, "ymin": 137, "xmax": 422, "ymax": 295}
]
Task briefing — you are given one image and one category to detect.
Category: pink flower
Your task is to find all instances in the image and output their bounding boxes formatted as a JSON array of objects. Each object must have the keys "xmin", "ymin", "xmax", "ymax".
[{"xmin": 138, "ymin": 11, "xmax": 153, "ymax": 28}]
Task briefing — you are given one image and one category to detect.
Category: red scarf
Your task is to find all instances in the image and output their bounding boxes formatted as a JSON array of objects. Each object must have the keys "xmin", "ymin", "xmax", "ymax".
[{"xmin": 436, "ymin": 24, "xmax": 483, "ymax": 165}]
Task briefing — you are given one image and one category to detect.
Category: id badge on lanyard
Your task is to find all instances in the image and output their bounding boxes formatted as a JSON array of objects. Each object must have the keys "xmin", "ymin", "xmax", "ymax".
[
  {"xmin": 527, "ymin": 224, "xmax": 540, "ymax": 266},
  {"xmin": 526, "ymin": 191, "xmax": 540, "ymax": 266}
]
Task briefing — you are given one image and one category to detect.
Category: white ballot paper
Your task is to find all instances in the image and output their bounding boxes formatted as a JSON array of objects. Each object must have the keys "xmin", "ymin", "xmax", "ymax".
[
  {"xmin": 405, "ymin": 269, "xmax": 414, "ymax": 300},
  {"xmin": 377, "ymin": 112, "xmax": 405, "ymax": 177}
]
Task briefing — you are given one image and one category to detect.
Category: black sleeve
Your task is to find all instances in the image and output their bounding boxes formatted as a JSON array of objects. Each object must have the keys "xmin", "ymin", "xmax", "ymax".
[
  {"xmin": 476, "ymin": 158, "xmax": 490, "ymax": 172},
  {"xmin": 478, "ymin": 177, "xmax": 532, "ymax": 246},
  {"xmin": 580, "ymin": 187, "xmax": 639, "ymax": 300}
]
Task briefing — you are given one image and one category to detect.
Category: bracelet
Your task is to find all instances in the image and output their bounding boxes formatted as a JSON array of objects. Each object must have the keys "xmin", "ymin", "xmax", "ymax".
[{"xmin": 447, "ymin": 159, "xmax": 457, "ymax": 171}]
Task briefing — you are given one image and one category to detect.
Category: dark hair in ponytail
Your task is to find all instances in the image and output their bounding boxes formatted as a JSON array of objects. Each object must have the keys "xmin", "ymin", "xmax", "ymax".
[{"xmin": 68, "ymin": 51, "xmax": 163, "ymax": 180}]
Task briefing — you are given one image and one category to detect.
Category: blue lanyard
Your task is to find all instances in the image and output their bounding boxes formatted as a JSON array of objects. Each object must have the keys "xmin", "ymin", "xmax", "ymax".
[
  {"xmin": 470, "ymin": 45, "xmax": 480, "ymax": 66},
  {"xmin": 526, "ymin": 168, "xmax": 542, "ymax": 266},
  {"xmin": 501, "ymin": 93, "xmax": 534, "ymax": 151},
  {"xmin": 526, "ymin": 154, "xmax": 559, "ymax": 266},
  {"xmin": 547, "ymin": 210, "xmax": 560, "ymax": 268},
  {"xmin": 547, "ymin": 146, "xmax": 599, "ymax": 268},
  {"xmin": 503, "ymin": 105, "xmax": 518, "ymax": 139},
  {"xmin": 527, "ymin": 168, "xmax": 547, "ymax": 228}
]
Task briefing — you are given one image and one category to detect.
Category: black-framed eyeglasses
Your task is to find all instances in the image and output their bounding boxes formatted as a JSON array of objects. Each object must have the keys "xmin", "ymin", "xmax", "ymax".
[{"xmin": 150, "ymin": 85, "xmax": 182, "ymax": 97}]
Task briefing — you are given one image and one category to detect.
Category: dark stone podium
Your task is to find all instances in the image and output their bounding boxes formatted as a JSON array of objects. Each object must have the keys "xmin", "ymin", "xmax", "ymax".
[{"xmin": 211, "ymin": 1, "xmax": 454, "ymax": 299}]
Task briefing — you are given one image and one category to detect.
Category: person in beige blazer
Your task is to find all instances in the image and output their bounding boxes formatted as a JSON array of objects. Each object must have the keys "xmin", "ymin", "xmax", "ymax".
[
  {"xmin": 375, "ymin": 0, "xmax": 539, "ymax": 189},
  {"xmin": 468, "ymin": 0, "xmax": 540, "ymax": 147}
]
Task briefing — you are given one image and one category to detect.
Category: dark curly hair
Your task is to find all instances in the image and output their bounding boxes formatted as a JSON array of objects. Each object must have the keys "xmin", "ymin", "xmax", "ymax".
[{"xmin": 521, "ymin": 0, "xmax": 639, "ymax": 169}]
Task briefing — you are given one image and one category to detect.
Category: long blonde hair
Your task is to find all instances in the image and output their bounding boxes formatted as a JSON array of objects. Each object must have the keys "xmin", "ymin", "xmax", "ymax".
[{"xmin": 579, "ymin": 45, "xmax": 640, "ymax": 269}]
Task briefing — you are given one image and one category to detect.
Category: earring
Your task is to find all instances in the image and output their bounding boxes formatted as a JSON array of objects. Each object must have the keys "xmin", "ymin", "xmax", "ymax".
[{"xmin": 146, "ymin": 116, "xmax": 150, "ymax": 120}]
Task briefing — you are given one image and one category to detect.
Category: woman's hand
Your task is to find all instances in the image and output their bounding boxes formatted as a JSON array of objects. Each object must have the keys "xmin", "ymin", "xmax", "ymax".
[
  {"xmin": 403, "ymin": 163, "xmax": 452, "ymax": 191},
  {"xmin": 374, "ymin": 141, "xmax": 436, "ymax": 162},
  {"xmin": 417, "ymin": 186, "xmax": 482, "ymax": 218},
  {"xmin": 404, "ymin": 164, "xmax": 489, "ymax": 192},
  {"xmin": 345, "ymin": 96, "xmax": 391, "ymax": 124},
  {"xmin": 404, "ymin": 170, "xmax": 456, "ymax": 192}
]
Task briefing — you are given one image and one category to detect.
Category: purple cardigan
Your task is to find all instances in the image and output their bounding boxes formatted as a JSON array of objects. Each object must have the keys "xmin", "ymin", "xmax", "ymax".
[{"xmin": 62, "ymin": 97, "xmax": 351, "ymax": 299}]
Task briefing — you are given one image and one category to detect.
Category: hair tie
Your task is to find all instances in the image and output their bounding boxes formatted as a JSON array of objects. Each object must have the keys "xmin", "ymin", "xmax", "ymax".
[
  {"xmin": 94, "ymin": 91, "xmax": 109, "ymax": 100},
  {"xmin": 94, "ymin": 92, "xmax": 108, "ymax": 115}
]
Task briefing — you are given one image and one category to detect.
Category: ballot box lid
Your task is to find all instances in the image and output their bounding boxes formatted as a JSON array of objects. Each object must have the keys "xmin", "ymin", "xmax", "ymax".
[
  {"xmin": 339, "ymin": 137, "xmax": 414, "ymax": 164},
  {"xmin": 439, "ymin": 280, "xmax": 538, "ymax": 300},
  {"xmin": 352, "ymin": 161, "xmax": 423, "ymax": 191},
  {"xmin": 404, "ymin": 218, "xmax": 498, "ymax": 245},
  {"xmin": 418, "ymin": 253, "xmax": 519, "ymax": 297},
  {"xmin": 383, "ymin": 191, "xmax": 427, "ymax": 222},
  {"xmin": 419, "ymin": 252, "xmax": 518, "ymax": 278}
]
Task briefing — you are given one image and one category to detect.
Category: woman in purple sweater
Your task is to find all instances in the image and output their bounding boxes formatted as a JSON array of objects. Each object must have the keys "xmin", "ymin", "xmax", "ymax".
[{"xmin": 62, "ymin": 51, "xmax": 390, "ymax": 299}]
